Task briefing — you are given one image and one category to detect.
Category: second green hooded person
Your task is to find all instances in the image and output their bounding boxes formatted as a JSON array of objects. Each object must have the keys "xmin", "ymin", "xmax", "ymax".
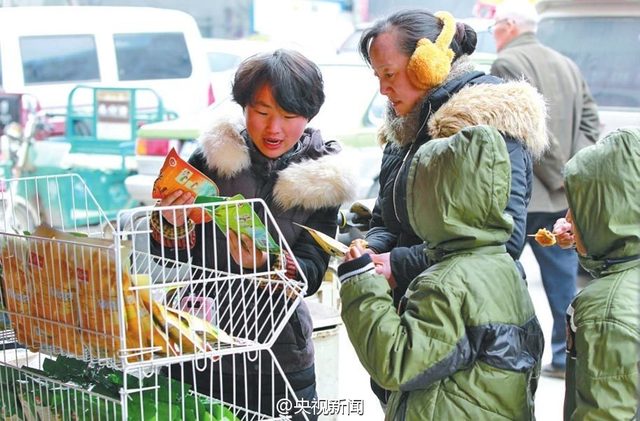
[{"xmin": 338, "ymin": 125, "xmax": 544, "ymax": 420}]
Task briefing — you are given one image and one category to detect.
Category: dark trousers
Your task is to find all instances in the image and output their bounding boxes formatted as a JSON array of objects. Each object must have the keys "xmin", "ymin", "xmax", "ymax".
[{"xmin": 526, "ymin": 210, "xmax": 577, "ymax": 368}]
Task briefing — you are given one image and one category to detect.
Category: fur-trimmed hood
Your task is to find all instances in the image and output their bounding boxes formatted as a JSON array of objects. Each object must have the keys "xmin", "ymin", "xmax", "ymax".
[
  {"xmin": 428, "ymin": 81, "xmax": 548, "ymax": 159},
  {"xmin": 197, "ymin": 119, "xmax": 357, "ymax": 211},
  {"xmin": 378, "ymin": 70, "xmax": 548, "ymax": 159}
]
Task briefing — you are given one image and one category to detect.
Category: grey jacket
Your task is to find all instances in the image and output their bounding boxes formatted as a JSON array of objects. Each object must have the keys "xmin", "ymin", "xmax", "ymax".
[{"xmin": 491, "ymin": 32, "xmax": 600, "ymax": 213}]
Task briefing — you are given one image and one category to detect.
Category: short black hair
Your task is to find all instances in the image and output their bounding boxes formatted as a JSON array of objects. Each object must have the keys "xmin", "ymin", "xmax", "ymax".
[
  {"xmin": 359, "ymin": 9, "xmax": 477, "ymax": 66},
  {"xmin": 232, "ymin": 49, "xmax": 325, "ymax": 120}
]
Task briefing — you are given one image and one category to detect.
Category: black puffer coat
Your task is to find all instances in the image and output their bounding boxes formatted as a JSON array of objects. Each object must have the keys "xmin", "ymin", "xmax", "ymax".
[
  {"xmin": 366, "ymin": 65, "xmax": 548, "ymax": 304},
  {"xmin": 151, "ymin": 120, "xmax": 355, "ymax": 407}
]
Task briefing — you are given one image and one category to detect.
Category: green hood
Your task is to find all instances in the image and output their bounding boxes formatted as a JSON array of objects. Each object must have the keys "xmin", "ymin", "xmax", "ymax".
[
  {"xmin": 406, "ymin": 125, "xmax": 513, "ymax": 261},
  {"xmin": 564, "ymin": 128, "xmax": 640, "ymax": 276}
]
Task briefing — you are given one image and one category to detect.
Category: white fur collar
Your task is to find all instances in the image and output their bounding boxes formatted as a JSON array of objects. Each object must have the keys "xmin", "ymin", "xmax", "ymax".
[{"xmin": 197, "ymin": 119, "xmax": 356, "ymax": 210}]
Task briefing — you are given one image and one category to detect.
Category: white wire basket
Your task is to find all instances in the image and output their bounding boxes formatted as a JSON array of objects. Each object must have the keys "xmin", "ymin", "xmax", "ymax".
[{"xmin": 0, "ymin": 174, "xmax": 312, "ymax": 420}]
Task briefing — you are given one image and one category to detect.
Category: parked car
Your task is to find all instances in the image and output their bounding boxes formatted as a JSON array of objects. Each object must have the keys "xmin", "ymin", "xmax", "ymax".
[
  {"xmin": 0, "ymin": 6, "xmax": 214, "ymax": 134},
  {"xmin": 125, "ymin": 59, "xmax": 384, "ymax": 206},
  {"xmin": 336, "ymin": 17, "xmax": 496, "ymax": 72},
  {"xmin": 203, "ymin": 38, "xmax": 303, "ymax": 100},
  {"xmin": 536, "ymin": 0, "xmax": 640, "ymax": 137}
]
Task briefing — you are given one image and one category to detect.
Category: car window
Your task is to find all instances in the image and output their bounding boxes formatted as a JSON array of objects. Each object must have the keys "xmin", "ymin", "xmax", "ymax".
[
  {"xmin": 367, "ymin": 0, "xmax": 477, "ymax": 21},
  {"xmin": 207, "ymin": 51, "xmax": 242, "ymax": 72},
  {"xmin": 474, "ymin": 29, "xmax": 496, "ymax": 54},
  {"xmin": 337, "ymin": 30, "xmax": 362, "ymax": 54},
  {"xmin": 20, "ymin": 35, "xmax": 100, "ymax": 84},
  {"xmin": 367, "ymin": 93, "xmax": 386, "ymax": 127},
  {"xmin": 310, "ymin": 63, "xmax": 378, "ymax": 133},
  {"xmin": 538, "ymin": 16, "xmax": 640, "ymax": 108},
  {"xmin": 114, "ymin": 32, "xmax": 193, "ymax": 81}
]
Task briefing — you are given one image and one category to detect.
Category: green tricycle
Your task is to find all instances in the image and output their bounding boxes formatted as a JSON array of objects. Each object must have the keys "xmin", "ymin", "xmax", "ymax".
[{"xmin": 2, "ymin": 85, "xmax": 176, "ymax": 229}]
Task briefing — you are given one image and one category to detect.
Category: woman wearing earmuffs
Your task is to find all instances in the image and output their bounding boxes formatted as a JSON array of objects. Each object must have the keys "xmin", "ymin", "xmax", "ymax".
[{"xmin": 345, "ymin": 9, "xmax": 549, "ymax": 414}]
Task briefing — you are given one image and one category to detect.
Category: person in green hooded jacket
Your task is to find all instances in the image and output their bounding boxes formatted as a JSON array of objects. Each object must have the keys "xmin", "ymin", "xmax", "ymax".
[
  {"xmin": 560, "ymin": 127, "xmax": 640, "ymax": 420},
  {"xmin": 337, "ymin": 125, "xmax": 544, "ymax": 420}
]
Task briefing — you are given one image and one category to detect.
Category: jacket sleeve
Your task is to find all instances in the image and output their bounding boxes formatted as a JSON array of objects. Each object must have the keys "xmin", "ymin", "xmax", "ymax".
[
  {"xmin": 339, "ymin": 257, "xmax": 467, "ymax": 391},
  {"xmin": 570, "ymin": 318, "xmax": 639, "ymax": 420},
  {"xmin": 575, "ymin": 78, "xmax": 600, "ymax": 153},
  {"xmin": 503, "ymin": 136, "xmax": 531, "ymax": 260},
  {"xmin": 364, "ymin": 196, "xmax": 398, "ymax": 253},
  {"xmin": 389, "ymin": 243, "xmax": 429, "ymax": 294},
  {"xmin": 292, "ymin": 206, "xmax": 337, "ymax": 296},
  {"xmin": 533, "ymin": 132, "xmax": 567, "ymax": 192}
]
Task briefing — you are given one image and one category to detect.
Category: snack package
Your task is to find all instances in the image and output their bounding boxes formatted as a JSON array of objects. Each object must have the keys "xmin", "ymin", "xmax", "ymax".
[
  {"xmin": 0, "ymin": 365, "xmax": 24, "ymax": 420},
  {"xmin": 74, "ymin": 245, "xmax": 126, "ymax": 359},
  {"xmin": 134, "ymin": 274, "xmax": 234, "ymax": 356},
  {"xmin": 129, "ymin": 275, "xmax": 178, "ymax": 358},
  {"xmin": 30, "ymin": 321, "xmax": 83, "ymax": 356},
  {"xmin": 152, "ymin": 148, "xmax": 219, "ymax": 223},
  {"xmin": 22, "ymin": 224, "xmax": 145, "ymax": 360},
  {"xmin": 294, "ymin": 222, "xmax": 348, "ymax": 257},
  {"xmin": 196, "ymin": 194, "xmax": 281, "ymax": 254},
  {"xmin": 28, "ymin": 226, "xmax": 78, "ymax": 326},
  {"xmin": 0, "ymin": 236, "xmax": 31, "ymax": 345}
]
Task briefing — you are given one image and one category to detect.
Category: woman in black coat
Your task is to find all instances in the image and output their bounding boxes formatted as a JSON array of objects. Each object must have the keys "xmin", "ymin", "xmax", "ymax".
[
  {"xmin": 356, "ymin": 9, "xmax": 548, "ymax": 404},
  {"xmin": 150, "ymin": 49, "xmax": 355, "ymax": 420}
]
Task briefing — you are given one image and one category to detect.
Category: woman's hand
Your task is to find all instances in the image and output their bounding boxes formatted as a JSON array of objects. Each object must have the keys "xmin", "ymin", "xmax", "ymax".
[
  {"xmin": 553, "ymin": 217, "xmax": 575, "ymax": 249},
  {"xmin": 158, "ymin": 190, "xmax": 194, "ymax": 226},
  {"xmin": 228, "ymin": 230, "xmax": 268, "ymax": 269}
]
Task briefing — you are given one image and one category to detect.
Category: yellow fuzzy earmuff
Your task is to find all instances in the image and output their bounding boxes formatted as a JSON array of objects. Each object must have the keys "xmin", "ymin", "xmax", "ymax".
[{"xmin": 406, "ymin": 11, "xmax": 456, "ymax": 91}]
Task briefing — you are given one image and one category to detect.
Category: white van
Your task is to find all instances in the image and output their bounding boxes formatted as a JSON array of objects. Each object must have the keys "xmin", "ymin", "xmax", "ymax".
[
  {"xmin": 536, "ymin": 0, "xmax": 640, "ymax": 137},
  {"xmin": 0, "ymin": 6, "xmax": 214, "ymax": 122}
]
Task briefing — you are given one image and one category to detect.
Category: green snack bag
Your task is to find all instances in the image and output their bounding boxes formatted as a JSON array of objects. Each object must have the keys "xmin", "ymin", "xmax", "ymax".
[
  {"xmin": 196, "ymin": 194, "xmax": 281, "ymax": 253},
  {"xmin": 0, "ymin": 366, "xmax": 24, "ymax": 420},
  {"xmin": 209, "ymin": 402, "xmax": 241, "ymax": 421}
]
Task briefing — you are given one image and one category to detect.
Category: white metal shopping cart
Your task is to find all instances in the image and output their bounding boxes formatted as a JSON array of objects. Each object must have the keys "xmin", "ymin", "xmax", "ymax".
[{"xmin": 0, "ymin": 174, "xmax": 311, "ymax": 420}]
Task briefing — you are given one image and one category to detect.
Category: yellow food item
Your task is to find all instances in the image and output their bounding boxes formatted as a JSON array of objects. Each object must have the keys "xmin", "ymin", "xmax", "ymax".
[
  {"xmin": 130, "ymin": 275, "xmax": 179, "ymax": 357},
  {"xmin": 294, "ymin": 222, "xmax": 349, "ymax": 257},
  {"xmin": 534, "ymin": 228, "xmax": 557, "ymax": 247},
  {"xmin": 350, "ymin": 238, "xmax": 369, "ymax": 249},
  {"xmin": 165, "ymin": 306, "xmax": 234, "ymax": 344}
]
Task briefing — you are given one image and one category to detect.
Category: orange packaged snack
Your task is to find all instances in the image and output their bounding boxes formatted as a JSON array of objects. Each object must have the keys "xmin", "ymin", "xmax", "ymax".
[
  {"xmin": 533, "ymin": 228, "xmax": 556, "ymax": 247},
  {"xmin": 152, "ymin": 148, "xmax": 219, "ymax": 223}
]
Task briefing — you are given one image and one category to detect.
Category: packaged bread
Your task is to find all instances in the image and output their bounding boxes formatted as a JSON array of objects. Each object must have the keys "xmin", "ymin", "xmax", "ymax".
[
  {"xmin": 30, "ymin": 320, "xmax": 83, "ymax": 356},
  {"xmin": 0, "ymin": 236, "xmax": 31, "ymax": 345},
  {"xmin": 28, "ymin": 226, "xmax": 77, "ymax": 326},
  {"xmin": 27, "ymin": 224, "xmax": 136, "ymax": 359}
]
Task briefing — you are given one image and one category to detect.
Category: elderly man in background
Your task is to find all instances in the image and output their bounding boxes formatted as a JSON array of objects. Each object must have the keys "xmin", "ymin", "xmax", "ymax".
[{"xmin": 490, "ymin": 0, "xmax": 600, "ymax": 379}]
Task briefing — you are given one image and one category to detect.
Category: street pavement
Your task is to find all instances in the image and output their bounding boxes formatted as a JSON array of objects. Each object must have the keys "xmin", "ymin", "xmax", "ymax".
[{"xmin": 334, "ymin": 244, "xmax": 567, "ymax": 420}]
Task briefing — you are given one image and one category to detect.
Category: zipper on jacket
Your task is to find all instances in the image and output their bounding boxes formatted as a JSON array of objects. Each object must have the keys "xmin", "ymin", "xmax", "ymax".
[
  {"xmin": 392, "ymin": 107, "xmax": 431, "ymax": 225},
  {"xmin": 392, "ymin": 147, "xmax": 412, "ymax": 224},
  {"xmin": 394, "ymin": 392, "xmax": 409, "ymax": 421}
]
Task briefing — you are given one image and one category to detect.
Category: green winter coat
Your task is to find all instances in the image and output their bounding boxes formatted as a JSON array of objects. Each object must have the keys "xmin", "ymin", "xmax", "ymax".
[
  {"xmin": 563, "ymin": 128, "xmax": 640, "ymax": 420},
  {"xmin": 339, "ymin": 126, "xmax": 544, "ymax": 420}
]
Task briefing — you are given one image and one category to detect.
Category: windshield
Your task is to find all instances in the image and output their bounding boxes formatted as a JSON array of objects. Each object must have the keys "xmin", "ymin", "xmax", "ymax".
[
  {"xmin": 537, "ymin": 16, "xmax": 640, "ymax": 108},
  {"xmin": 367, "ymin": 0, "xmax": 478, "ymax": 21}
]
